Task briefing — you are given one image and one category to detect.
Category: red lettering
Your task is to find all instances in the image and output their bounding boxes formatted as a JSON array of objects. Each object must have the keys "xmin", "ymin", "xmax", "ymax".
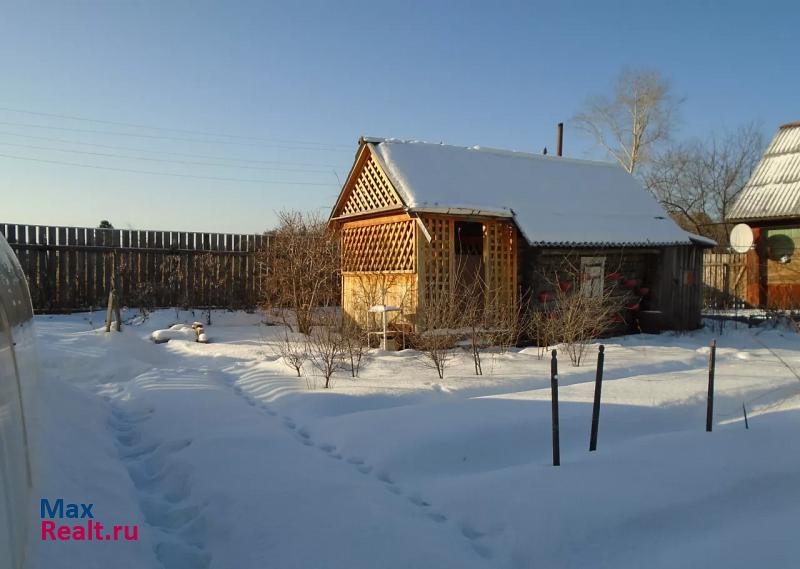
[
  {"xmin": 41, "ymin": 521, "xmax": 56, "ymax": 540},
  {"xmin": 94, "ymin": 522, "xmax": 104, "ymax": 541},
  {"xmin": 113, "ymin": 526, "xmax": 122, "ymax": 540},
  {"xmin": 124, "ymin": 526, "xmax": 138, "ymax": 541},
  {"xmin": 57, "ymin": 526, "xmax": 70, "ymax": 540}
]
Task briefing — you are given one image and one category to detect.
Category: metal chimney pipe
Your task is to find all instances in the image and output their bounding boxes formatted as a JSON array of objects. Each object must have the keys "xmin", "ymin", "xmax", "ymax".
[{"xmin": 557, "ymin": 123, "xmax": 564, "ymax": 157}]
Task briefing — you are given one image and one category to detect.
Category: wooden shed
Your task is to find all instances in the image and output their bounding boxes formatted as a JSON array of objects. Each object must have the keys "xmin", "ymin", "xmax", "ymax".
[
  {"xmin": 728, "ymin": 121, "xmax": 800, "ymax": 308},
  {"xmin": 329, "ymin": 137, "xmax": 711, "ymax": 334}
]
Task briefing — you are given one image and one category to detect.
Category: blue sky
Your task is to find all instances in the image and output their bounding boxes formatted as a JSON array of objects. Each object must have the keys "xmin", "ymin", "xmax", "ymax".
[{"xmin": 2, "ymin": 0, "xmax": 798, "ymax": 233}]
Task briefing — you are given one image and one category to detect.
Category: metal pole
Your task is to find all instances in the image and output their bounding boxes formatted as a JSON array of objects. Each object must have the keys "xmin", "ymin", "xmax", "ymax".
[
  {"xmin": 589, "ymin": 345, "xmax": 605, "ymax": 451},
  {"xmin": 382, "ymin": 310, "xmax": 387, "ymax": 351},
  {"xmin": 706, "ymin": 339, "xmax": 716, "ymax": 432},
  {"xmin": 550, "ymin": 349, "xmax": 560, "ymax": 466}
]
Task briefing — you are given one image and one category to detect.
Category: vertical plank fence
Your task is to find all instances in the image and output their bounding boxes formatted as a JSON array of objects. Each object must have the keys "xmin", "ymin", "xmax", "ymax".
[
  {"xmin": 702, "ymin": 251, "xmax": 748, "ymax": 309},
  {"xmin": 0, "ymin": 223, "xmax": 270, "ymax": 313}
]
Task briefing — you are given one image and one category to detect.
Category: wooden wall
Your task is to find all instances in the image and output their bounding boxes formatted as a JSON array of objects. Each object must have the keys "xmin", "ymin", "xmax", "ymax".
[
  {"xmin": 651, "ymin": 245, "xmax": 704, "ymax": 330},
  {"xmin": 0, "ymin": 223, "xmax": 268, "ymax": 312},
  {"xmin": 522, "ymin": 245, "xmax": 704, "ymax": 331}
]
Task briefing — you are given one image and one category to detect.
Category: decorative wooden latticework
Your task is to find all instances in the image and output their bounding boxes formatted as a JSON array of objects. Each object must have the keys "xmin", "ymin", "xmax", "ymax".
[
  {"xmin": 420, "ymin": 217, "xmax": 454, "ymax": 302},
  {"xmin": 340, "ymin": 154, "xmax": 403, "ymax": 216},
  {"xmin": 483, "ymin": 221, "xmax": 517, "ymax": 310},
  {"xmin": 341, "ymin": 218, "xmax": 415, "ymax": 273}
]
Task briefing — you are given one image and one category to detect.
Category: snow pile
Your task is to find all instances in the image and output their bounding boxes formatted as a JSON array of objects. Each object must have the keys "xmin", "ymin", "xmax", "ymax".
[
  {"xmin": 27, "ymin": 309, "xmax": 800, "ymax": 568},
  {"xmin": 151, "ymin": 322, "xmax": 209, "ymax": 343}
]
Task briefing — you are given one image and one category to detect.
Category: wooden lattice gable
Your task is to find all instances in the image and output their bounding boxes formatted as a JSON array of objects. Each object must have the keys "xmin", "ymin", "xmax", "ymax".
[
  {"xmin": 331, "ymin": 143, "xmax": 407, "ymax": 220},
  {"xmin": 341, "ymin": 214, "xmax": 416, "ymax": 273}
]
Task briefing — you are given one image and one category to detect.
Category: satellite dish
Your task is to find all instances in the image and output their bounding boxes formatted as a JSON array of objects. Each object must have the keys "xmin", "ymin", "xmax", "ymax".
[{"xmin": 730, "ymin": 223, "xmax": 754, "ymax": 253}]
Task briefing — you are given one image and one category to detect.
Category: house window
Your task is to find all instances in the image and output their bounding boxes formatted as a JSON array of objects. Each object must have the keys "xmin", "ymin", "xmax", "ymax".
[{"xmin": 580, "ymin": 257, "xmax": 605, "ymax": 298}]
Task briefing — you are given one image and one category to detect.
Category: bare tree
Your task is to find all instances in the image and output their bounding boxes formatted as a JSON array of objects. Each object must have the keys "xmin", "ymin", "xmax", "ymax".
[
  {"xmin": 574, "ymin": 68, "xmax": 680, "ymax": 174},
  {"xmin": 259, "ymin": 211, "xmax": 339, "ymax": 335},
  {"xmin": 306, "ymin": 311, "xmax": 346, "ymax": 389},
  {"xmin": 272, "ymin": 329, "xmax": 308, "ymax": 378},
  {"xmin": 644, "ymin": 125, "xmax": 764, "ymax": 244},
  {"xmin": 340, "ymin": 320, "xmax": 368, "ymax": 378}
]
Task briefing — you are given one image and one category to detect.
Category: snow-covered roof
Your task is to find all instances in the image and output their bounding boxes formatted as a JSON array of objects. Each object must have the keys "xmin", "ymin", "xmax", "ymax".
[
  {"xmin": 728, "ymin": 122, "xmax": 800, "ymax": 222},
  {"xmin": 365, "ymin": 137, "xmax": 694, "ymax": 247}
]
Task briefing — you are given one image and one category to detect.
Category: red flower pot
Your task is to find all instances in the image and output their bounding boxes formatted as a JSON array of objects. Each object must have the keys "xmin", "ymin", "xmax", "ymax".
[
  {"xmin": 638, "ymin": 287, "xmax": 650, "ymax": 296},
  {"xmin": 559, "ymin": 281, "xmax": 572, "ymax": 292},
  {"xmin": 538, "ymin": 292, "xmax": 551, "ymax": 303}
]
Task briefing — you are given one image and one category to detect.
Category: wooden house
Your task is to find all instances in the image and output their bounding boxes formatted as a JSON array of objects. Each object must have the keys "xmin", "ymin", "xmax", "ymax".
[
  {"xmin": 728, "ymin": 121, "xmax": 800, "ymax": 308},
  {"xmin": 329, "ymin": 137, "xmax": 712, "ymax": 335}
]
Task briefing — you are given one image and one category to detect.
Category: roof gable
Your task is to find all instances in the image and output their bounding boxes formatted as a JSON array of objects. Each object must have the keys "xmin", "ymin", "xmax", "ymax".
[
  {"xmin": 368, "ymin": 138, "xmax": 692, "ymax": 247},
  {"xmin": 728, "ymin": 123, "xmax": 800, "ymax": 222},
  {"xmin": 330, "ymin": 145, "xmax": 406, "ymax": 219}
]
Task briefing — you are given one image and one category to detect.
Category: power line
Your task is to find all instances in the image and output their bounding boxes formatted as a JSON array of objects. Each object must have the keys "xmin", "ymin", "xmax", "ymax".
[
  {"xmin": 0, "ymin": 130, "xmax": 340, "ymax": 168},
  {"xmin": 0, "ymin": 121, "xmax": 351, "ymax": 152},
  {"xmin": 0, "ymin": 140, "xmax": 338, "ymax": 175},
  {"xmin": 0, "ymin": 152, "xmax": 338, "ymax": 187},
  {"xmin": 0, "ymin": 105, "xmax": 352, "ymax": 149}
]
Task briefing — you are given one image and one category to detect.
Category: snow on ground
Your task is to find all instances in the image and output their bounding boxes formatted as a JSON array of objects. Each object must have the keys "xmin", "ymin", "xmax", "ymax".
[{"xmin": 27, "ymin": 309, "xmax": 800, "ymax": 568}]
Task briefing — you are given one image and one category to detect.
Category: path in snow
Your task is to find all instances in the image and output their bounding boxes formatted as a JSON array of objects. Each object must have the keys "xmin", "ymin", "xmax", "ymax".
[{"xmin": 224, "ymin": 369, "xmax": 497, "ymax": 560}]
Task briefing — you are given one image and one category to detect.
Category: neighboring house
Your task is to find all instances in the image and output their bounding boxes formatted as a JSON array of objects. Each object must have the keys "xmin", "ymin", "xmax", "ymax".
[
  {"xmin": 728, "ymin": 122, "xmax": 800, "ymax": 308},
  {"xmin": 329, "ymin": 137, "xmax": 712, "ymax": 334}
]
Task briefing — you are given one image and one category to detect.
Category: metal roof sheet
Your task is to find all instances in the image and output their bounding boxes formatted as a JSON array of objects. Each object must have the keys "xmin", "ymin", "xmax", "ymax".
[{"xmin": 729, "ymin": 123, "xmax": 800, "ymax": 221}]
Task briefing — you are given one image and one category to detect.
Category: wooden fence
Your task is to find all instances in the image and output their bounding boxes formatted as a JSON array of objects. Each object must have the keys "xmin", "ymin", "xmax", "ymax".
[
  {"xmin": 0, "ymin": 223, "xmax": 270, "ymax": 313},
  {"xmin": 702, "ymin": 251, "xmax": 748, "ymax": 309}
]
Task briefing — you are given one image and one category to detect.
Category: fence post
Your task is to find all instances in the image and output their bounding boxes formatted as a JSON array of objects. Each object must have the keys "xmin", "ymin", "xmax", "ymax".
[
  {"xmin": 742, "ymin": 403, "xmax": 749, "ymax": 430},
  {"xmin": 105, "ymin": 290, "xmax": 116, "ymax": 333},
  {"xmin": 589, "ymin": 345, "xmax": 605, "ymax": 451},
  {"xmin": 550, "ymin": 349, "xmax": 560, "ymax": 467},
  {"xmin": 706, "ymin": 339, "xmax": 716, "ymax": 432}
]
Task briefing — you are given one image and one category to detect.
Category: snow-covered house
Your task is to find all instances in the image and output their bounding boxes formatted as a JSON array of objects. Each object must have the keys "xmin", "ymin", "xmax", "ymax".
[
  {"xmin": 728, "ymin": 121, "xmax": 800, "ymax": 308},
  {"xmin": 329, "ymin": 137, "xmax": 711, "ymax": 333}
]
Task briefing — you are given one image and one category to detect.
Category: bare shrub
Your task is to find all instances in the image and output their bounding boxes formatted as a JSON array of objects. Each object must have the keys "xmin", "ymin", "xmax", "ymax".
[
  {"xmin": 413, "ymin": 278, "xmax": 464, "ymax": 379},
  {"xmin": 272, "ymin": 329, "xmax": 308, "ymax": 378},
  {"xmin": 540, "ymin": 259, "xmax": 627, "ymax": 366},
  {"xmin": 160, "ymin": 254, "xmax": 187, "ymax": 318},
  {"xmin": 196, "ymin": 253, "xmax": 226, "ymax": 325},
  {"xmin": 259, "ymin": 211, "xmax": 339, "ymax": 335},
  {"xmin": 340, "ymin": 320, "xmax": 368, "ymax": 378},
  {"xmin": 306, "ymin": 312, "xmax": 346, "ymax": 389}
]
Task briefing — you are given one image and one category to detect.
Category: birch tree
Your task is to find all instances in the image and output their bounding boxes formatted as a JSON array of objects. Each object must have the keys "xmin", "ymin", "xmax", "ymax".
[{"xmin": 574, "ymin": 68, "xmax": 679, "ymax": 174}]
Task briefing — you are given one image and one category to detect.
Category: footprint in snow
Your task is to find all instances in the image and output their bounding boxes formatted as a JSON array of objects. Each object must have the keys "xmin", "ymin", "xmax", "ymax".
[
  {"xmin": 376, "ymin": 471, "xmax": 394, "ymax": 485},
  {"xmin": 460, "ymin": 524, "xmax": 486, "ymax": 540},
  {"xmin": 357, "ymin": 465, "xmax": 373, "ymax": 475},
  {"xmin": 346, "ymin": 457, "xmax": 365, "ymax": 465},
  {"xmin": 154, "ymin": 542, "xmax": 211, "ymax": 569},
  {"xmin": 471, "ymin": 543, "xmax": 493, "ymax": 560},
  {"xmin": 428, "ymin": 512, "xmax": 447, "ymax": 523},
  {"xmin": 408, "ymin": 495, "xmax": 431, "ymax": 508}
]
